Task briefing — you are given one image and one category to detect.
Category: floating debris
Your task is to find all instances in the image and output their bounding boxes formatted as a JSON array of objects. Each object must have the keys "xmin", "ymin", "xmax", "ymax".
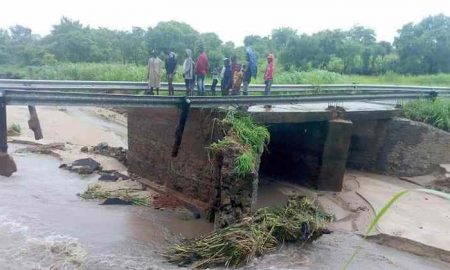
[
  {"xmin": 79, "ymin": 180, "xmax": 151, "ymax": 206},
  {"xmin": 7, "ymin": 124, "xmax": 21, "ymax": 136},
  {"xmin": 60, "ymin": 158, "xmax": 101, "ymax": 175},
  {"xmin": 16, "ymin": 143, "xmax": 65, "ymax": 157},
  {"xmin": 164, "ymin": 196, "xmax": 332, "ymax": 268},
  {"xmin": 82, "ymin": 142, "xmax": 127, "ymax": 165}
]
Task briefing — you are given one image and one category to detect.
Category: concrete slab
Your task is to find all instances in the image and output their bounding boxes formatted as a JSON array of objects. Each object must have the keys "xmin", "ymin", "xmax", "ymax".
[
  {"xmin": 356, "ymin": 175, "xmax": 450, "ymax": 255},
  {"xmin": 249, "ymin": 101, "xmax": 400, "ymax": 123}
]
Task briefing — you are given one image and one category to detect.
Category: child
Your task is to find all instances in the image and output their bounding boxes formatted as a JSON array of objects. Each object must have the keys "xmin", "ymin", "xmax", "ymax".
[
  {"xmin": 220, "ymin": 58, "xmax": 232, "ymax": 96},
  {"xmin": 232, "ymin": 65, "xmax": 244, "ymax": 96},
  {"xmin": 210, "ymin": 67, "xmax": 219, "ymax": 96},
  {"xmin": 264, "ymin": 53, "xmax": 275, "ymax": 96}
]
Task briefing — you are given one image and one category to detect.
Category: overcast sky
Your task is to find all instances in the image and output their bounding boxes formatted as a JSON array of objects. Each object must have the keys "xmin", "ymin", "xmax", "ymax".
[{"xmin": 1, "ymin": 0, "xmax": 448, "ymax": 44}]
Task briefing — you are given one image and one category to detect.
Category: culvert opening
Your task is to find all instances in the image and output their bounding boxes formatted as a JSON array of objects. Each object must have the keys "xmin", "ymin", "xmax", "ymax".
[{"xmin": 259, "ymin": 122, "xmax": 328, "ymax": 188}]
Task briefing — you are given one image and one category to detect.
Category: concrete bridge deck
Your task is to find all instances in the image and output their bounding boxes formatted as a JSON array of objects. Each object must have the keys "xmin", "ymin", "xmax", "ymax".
[{"xmin": 249, "ymin": 101, "xmax": 400, "ymax": 123}]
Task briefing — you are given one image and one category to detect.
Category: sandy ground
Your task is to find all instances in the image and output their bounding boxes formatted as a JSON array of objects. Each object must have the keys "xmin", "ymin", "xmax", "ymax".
[
  {"xmin": 7, "ymin": 106, "xmax": 127, "ymax": 171},
  {"xmin": 5, "ymin": 105, "xmax": 450, "ymax": 264},
  {"xmin": 259, "ymin": 171, "xmax": 450, "ymax": 262}
]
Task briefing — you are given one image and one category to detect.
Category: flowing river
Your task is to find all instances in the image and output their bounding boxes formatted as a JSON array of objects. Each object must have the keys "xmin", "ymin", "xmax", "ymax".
[{"xmin": 0, "ymin": 107, "xmax": 448, "ymax": 269}]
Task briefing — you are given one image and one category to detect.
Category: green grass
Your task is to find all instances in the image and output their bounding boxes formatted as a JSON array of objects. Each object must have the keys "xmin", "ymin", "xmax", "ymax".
[
  {"xmin": 2, "ymin": 63, "xmax": 450, "ymax": 86},
  {"xmin": 212, "ymin": 112, "xmax": 270, "ymax": 177},
  {"xmin": 7, "ymin": 123, "xmax": 21, "ymax": 136},
  {"xmin": 402, "ymin": 98, "xmax": 450, "ymax": 131},
  {"xmin": 165, "ymin": 196, "xmax": 332, "ymax": 268}
]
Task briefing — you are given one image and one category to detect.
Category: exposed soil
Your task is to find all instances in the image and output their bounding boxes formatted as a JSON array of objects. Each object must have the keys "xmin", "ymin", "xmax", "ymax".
[{"xmin": 152, "ymin": 193, "xmax": 184, "ymax": 209}]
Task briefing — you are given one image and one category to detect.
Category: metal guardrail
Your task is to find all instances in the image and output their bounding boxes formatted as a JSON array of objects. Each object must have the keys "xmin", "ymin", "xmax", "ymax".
[
  {"xmin": 1, "ymin": 89, "xmax": 437, "ymax": 108},
  {"xmin": 1, "ymin": 79, "xmax": 450, "ymax": 94},
  {"xmin": 0, "ymin": 79, "xmax": 447, "ymax": 108}
]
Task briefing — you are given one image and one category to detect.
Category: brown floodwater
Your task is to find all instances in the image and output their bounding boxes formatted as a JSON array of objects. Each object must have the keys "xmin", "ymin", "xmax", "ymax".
[{"xmin": 1, "ymin": 107, "xmax": 448, "ymax": 269}]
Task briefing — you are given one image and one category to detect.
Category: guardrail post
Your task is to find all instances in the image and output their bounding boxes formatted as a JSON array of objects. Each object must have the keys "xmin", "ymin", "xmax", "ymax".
[
  {"xmin": 172, "ymin": 97, "xmax": 191, "ymax": 157},
  {"xmin": 0, "ymin": 91, "xmax": 7, "ymax": 152},
  {"xmin": 429, "ymin": 91, "xmax": 438, "ymax": 101}
]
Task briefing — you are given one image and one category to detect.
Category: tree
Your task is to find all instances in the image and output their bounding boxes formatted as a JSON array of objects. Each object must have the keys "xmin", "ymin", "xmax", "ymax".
[
  {"xmin": 46, "ymin": 17, "xmax": 97, "ymax": 62},
  {"xmin": 395, "ymin": 14, "xmax": 450, "ymax": 74},
  {"xmin": 0, "ymin": 29, "xmax": 11, "ymax": 64},
  {"xmin": 271, "ymin": 27, "xmax": 297, "ymax": 50},
  {"xmin": 146, "ymin": 21, "xmax": 199, "ymax": 58}
]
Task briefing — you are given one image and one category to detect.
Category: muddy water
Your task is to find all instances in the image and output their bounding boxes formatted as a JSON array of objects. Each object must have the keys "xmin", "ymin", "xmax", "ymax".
[
  {"xmin": 1, "ymin": 107, "xmax": 448, "ymax": 269},
  {"xmin": 1, "ymin": 153, "xmax": 443, "ymax": 270},
  {"xmin": 0, "ymin": 146, "xmax": 212, "ymax": 269}
]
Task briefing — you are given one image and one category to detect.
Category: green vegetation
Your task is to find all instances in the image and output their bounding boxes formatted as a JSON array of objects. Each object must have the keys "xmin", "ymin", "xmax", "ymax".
[
  {"xmin": 403, "ymin": 98, "xmax": 450, "ymax": 131},
  {"xmin": 343, "ymin": 188, "xmax": 450, "ymax": 269},
  {"xmin": 2, "ymin": 63, "xmax": 450, "ymax": 87},
  {"xmin": 165, "ymin": 196, "xmax": 332, "ymax": 268},
  {"xmin": 210, "ymin": 112, "xmax": 270, "ymax": 177},
  {"xmin": 7, "ymin": 123, "xmax": 21, "ymax": 136},
  {"xmin": 1, "ymin": 14, "xmax": 450, "ymax": 79},
  {"xmin": 80, "ymin": 182, "xmax": 150, "ymax": 206}
]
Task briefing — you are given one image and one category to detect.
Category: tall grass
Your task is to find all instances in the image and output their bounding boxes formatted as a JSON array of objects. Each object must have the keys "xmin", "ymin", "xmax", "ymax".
[
  {"xmin": 2, "ymin": 63, "xmax": 450, "ymax": 86},
  {"xmin": 210, "ymin": 112, "xmax": 270, "ymax": 177},
  {"xmin": 402, "ymin": 98, "xmax": 450, "ymax": 131}
]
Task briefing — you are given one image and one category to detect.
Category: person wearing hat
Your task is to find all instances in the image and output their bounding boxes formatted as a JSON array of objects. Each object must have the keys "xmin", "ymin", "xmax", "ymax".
[
  {"xmin": 165, "ymin": 49, "xmax": 178, "ymax": 96},
  {"xmin": 147, "ymin": 50, "xmax": 163, "ymax": 95},
  {"xmin": 243, "ymin": 46, "xmax": 258, "ymax": 96},
  {"xmin": 182, "ymin": 49, "xmax": 195, "ymax": 96},
  {"xmin": 264, "ymin": 53, "xmax": 275, "ymax": 95},
  {"xmin": 195, "ymin": 45, "xmax": 209, "ymax": 96}
]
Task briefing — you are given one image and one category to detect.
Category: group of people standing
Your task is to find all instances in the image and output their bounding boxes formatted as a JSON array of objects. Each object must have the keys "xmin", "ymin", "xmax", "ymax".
[{"xmin": 147, "ymin": 45, "xmax": 275, "ymax": 96}]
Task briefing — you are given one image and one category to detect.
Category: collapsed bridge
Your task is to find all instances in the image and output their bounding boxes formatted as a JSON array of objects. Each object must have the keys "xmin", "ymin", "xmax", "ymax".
[{"xmin": 1, "ymin": 79, "xmax": 450, "ymax": 226}]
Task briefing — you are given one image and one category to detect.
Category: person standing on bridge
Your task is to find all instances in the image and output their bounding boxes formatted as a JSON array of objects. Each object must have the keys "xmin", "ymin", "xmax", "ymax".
[
  {"xmin": 165, "ymin": 49, "xmax": 177, "ymax": 96},
  {"xmin": 147, "ymin": 50, "xmax": 163, "ymax": 95},
  {"xmin": 195, "ymin": 45, "xmax": 209, "ymax": 96},
  {"xmin": 232, "ymin": 65, "xmax": 244, "ymax": 95},
  {"xmin": 264, "ymin": 53, "xmax": 275, "ymax": 95},
  {"xmin": 182, "ymin": 49, "xmax": 195, "ymax": 96},
  {"xmin": 243, "ymin": 46, "xmax": 258, "ymax": 96},
  {"xmin": 220, "ymin": 58, "xmax": 232, "ymax": 96}
]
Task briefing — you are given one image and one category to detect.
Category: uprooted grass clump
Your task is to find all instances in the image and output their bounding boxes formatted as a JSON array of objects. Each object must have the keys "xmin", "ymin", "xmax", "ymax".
[
  {"xmin": 209, "ymin": 112, "xmax": 270, "ymax": 176},
  {"xmin": 164, "ymin": 196, "xmax": 332, "ymax": 268},
  {"xmin": 7, "ymin": 123, "xmax": 21, "ymax": 136},
  {"xmin": 79, "ymin": 182, "xmax": 150, "ymax": 206}
]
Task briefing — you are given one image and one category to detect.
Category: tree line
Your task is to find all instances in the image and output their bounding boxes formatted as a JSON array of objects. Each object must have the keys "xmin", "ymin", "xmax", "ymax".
[{"xmin": 0, "ymin": 14, "xmax": 449, "ymax": 75}]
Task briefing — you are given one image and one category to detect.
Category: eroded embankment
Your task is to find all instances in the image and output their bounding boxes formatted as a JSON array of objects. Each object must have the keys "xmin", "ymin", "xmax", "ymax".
[{"xmin": 5, "ymin": 105, "xmax": 450, "ymax": 269}]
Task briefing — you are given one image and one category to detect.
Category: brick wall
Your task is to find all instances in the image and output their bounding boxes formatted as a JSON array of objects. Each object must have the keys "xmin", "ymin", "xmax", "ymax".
[{"xmin": 127, "ymin": 107, "xmax": 219, "ymax": 203}]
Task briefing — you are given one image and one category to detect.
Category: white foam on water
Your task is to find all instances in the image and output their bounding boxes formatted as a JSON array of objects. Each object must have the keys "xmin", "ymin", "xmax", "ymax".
[
  {"xmin": 0, "ymin": 214, "xmax": 29, "ymax": 234},
  {"xmin": 0, "ymin": 214, "xmax": 88, "ymax": 270}
]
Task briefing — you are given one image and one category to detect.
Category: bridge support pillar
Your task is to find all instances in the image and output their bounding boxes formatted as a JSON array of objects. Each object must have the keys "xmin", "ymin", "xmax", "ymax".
[
  {"xmin": 0, "ymin": 92, "xmax": 17, "ymax": 177},
  {"xmin": 317, "ymin": 119, "xmax": 353, "ymax": 191}
]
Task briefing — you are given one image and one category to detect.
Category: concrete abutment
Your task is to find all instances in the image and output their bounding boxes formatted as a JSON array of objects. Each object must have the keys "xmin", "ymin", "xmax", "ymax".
[{"xmin": 128, "ymin": 107, "xmax": 450, "ymax": 226}]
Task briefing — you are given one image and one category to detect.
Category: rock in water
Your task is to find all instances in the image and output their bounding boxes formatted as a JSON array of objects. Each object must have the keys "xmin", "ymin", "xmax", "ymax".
[
  {"xmin": 0, "ymin": 152, "xmax": 17, "ymax": 177},
  {"xmin": 98, "ymin": 171, "xmax": 130, "ymax": 182},
  {"xmin": 101, "ymin": 197, "xmax": 132, "ymax": 205},
  {"xmin": 61, "ymin": 158, "xmax": 101, "ymax": 175},
  {"xmin": 98, "ymin": 173, "xmax": 119, "ymax": 182}
]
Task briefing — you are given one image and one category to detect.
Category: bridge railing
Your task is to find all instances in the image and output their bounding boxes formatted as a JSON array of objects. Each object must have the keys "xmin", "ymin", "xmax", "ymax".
[
  {"xmin": 0, "ymin": 89, "xmax": 440, "ymax": 108},
  {"xmin": 1, "ymin": 79, "xmax": 450, "ymax": 95}
]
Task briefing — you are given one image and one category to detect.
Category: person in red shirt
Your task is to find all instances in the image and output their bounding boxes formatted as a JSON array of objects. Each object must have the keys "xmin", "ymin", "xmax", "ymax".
[
  {"xmin": 195, "ymin": 45, "xmax": 209, "ymax": 96},
  {"xmin": 264, "ymin": 53, "xmax": 275, "ymax": 95}
]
